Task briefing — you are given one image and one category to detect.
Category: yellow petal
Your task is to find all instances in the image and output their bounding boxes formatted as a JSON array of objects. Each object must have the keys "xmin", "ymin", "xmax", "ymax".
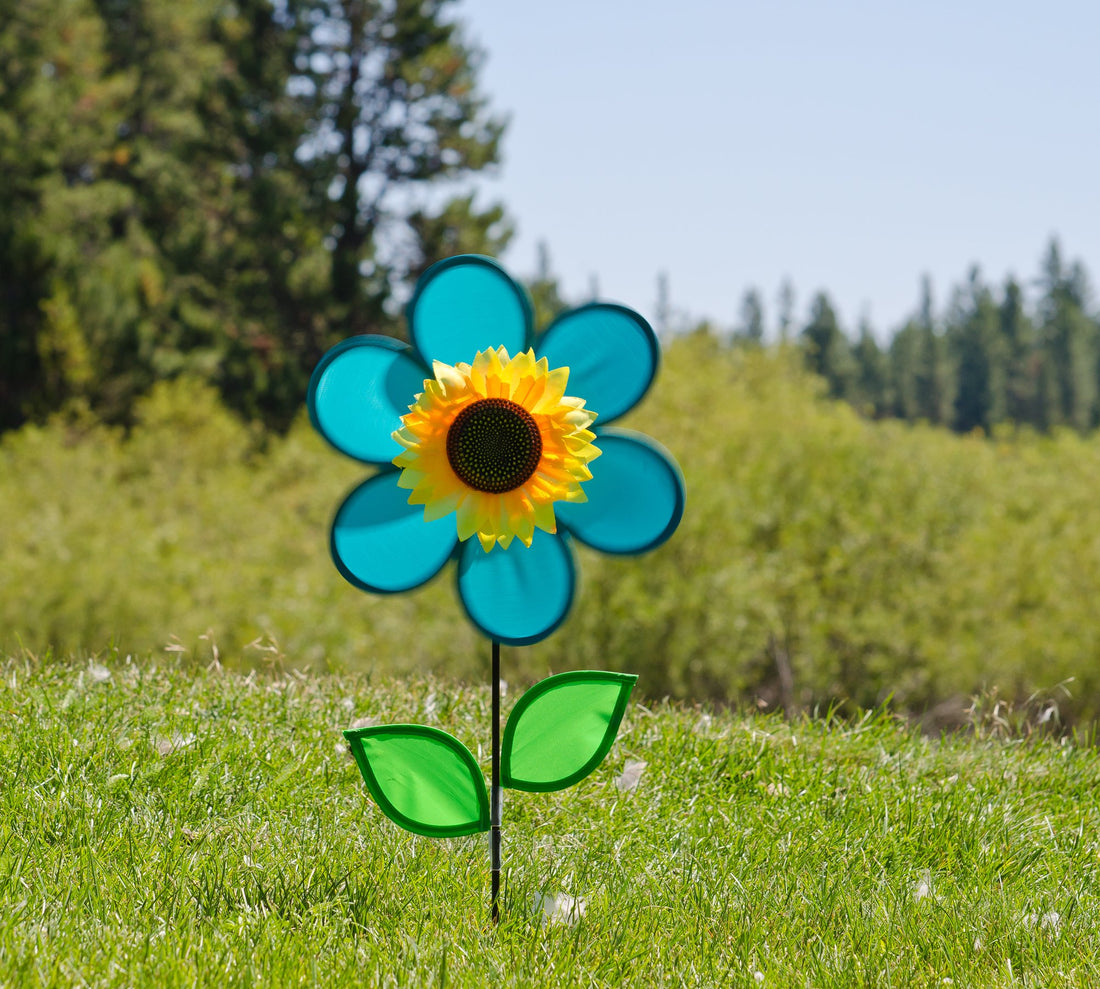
[
  {"xmin": 533, "ymin": 501, "xmax": 557, "ymax": 533},
  {"xmin": 531, "ymin": 367, "xmax": 570, "ymax": 413},
  {"xmin": 391, "ymin": 344, "xmax": 600, "ymax": 551},
  {"xmin": 431, "ymin": 361, "xmax": 466, "ymax": 397},
  {"xmin": 456, "ymin": 497, "xmax": 481, "ymax": 542},
  {"xmin": 564, "ymin": 408, "xmax": 596, "ymax": 429},
  {"xmin": 422, "ymin": 490, "xmax": 461, "ymax": 522},
  {"xmin": 511, "ymin": 373, "xmax": 543, "ymax": 409},
  {"xmin": 515, "ymin": 512, "xmax": 535, "ymax": 545},
  {"xmin": 505, "ymin": 349, "xmax": 535, "ymax": 382}
]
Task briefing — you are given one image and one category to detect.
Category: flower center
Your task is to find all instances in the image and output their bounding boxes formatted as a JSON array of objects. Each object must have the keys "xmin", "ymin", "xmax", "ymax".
[{"xmin": 446, "ymin": 398, "xmax": 543, "ymax": 494}]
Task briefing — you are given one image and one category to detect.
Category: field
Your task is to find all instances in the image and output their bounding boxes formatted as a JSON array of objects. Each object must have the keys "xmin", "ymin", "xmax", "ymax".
[
  {"xmin": 2, "ymin": 655, "xmax": 1098, "ymax": 987},
  {"xmin": 6, "ymin": 332, "xmax": 1100, "ymax": 984}
]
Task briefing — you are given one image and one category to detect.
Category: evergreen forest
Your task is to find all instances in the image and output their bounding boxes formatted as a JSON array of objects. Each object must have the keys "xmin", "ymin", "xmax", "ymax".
[
  {"xmin": 773, "ymin": 244, "xmax": 1100, "ymax": 438},
  {"xmin": 4, "ymin": 0, "xmax": 1099, "ymax": 440}
]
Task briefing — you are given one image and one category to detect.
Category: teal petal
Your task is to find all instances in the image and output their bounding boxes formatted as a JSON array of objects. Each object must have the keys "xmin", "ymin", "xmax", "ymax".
[
  {"xmin": 456, "ymin": 530, "xmax": 575, "ymax": 645},
  {"xmin": 557, "ymin": 429, "xmax": 684, "ymax": 555},
  {"xmin": 308, "ymin": 336, "xmax": 427, "ymax": 464},
  {"xmin": 331, "ymin": 471, "xmax": 457, "ymax": 593},
  {"xmin": 536, "ymin": 304, "xmax": 659, "ymax": 423},
  {"xmin": 407, "ymin": 255, "xmax": 532, "ymax": 368}
]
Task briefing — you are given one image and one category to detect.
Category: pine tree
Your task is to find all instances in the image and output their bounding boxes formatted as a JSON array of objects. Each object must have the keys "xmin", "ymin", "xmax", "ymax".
[
  {"xmin": 291, "ymin": 0, "xmax": 505, "ymax": 336},
  {"xmin": 199, "ymin": 0, "xmax": 333, "ymax": 423},
  {"xmin": 911, "ymin": 278, "xmax": 954, "ymax": 425},
  {"xmin": 801, "ymin": 292, "xmax": 854, "ymax": 399},
  {"xmin": 852, "ymin": 316, "xmax": 888, "ymax": 417},
  {"xmin": 0, "ymin": 0, "xmax": 134, "ymax": 426},
  {"xmin": 654, "ymin": 271, "xmax": 670, "ymax": 337},
  {"xmin": 1038, "ymin": 239, "xmax": 1098, "ymax": 431},
  {"xmin": 776, "ymin": 278, "xmax": 796, "ymax": 344},
  {"xmin": 999, "ymin": 276, "xmax": 1039, "ymax": 426},
  {"xmin": 887, "ymin": 323, "xmax": 921, "ymax": 421},
  {"xmin": 735, "ymin": 288, "xmax": 765, "ymax": 345},
  {"xmin": 949, "ymin": 268, "xmax": 1006, "ymax": 433},
  {"xmin": 0, "ymin": 0, "xmax": 508, "ymax": 430}
]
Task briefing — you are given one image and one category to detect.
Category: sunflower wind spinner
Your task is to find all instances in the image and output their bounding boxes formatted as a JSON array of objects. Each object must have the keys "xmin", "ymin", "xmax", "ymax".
[{"xmin": 307, "ymin": 255, "xmax": 684, "ymax": 921}]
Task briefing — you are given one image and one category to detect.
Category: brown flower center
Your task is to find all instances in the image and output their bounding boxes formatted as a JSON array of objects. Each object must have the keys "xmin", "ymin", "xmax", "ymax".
[{"xmin": 446, "ymin": 398, "xmax": 543, "ymax": 493}]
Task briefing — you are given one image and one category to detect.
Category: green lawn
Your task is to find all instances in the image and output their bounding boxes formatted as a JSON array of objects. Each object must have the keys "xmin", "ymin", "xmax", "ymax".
[{"xmin": 1, "ymin": 655, "xmax": 1097, "ymax": 987}]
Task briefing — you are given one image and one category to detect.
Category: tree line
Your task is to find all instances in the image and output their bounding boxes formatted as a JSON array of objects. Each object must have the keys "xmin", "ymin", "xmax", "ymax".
[
  {"xmin": 1, "ymin": 0, "xmax": 509, "ymax": 432},
  {"xmin": 3, "ymin": 2, "xmax": 1097, "ymax": 440},
  {"xmin": 730, "ymin": 240, "xmax": 1099, "ymax": 435}
]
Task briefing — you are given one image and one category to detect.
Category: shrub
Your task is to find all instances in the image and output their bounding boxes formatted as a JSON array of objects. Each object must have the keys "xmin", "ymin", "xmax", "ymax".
[{"xmin": 5, "ymin": 340, "xmax": 1100, "ymax": 722}]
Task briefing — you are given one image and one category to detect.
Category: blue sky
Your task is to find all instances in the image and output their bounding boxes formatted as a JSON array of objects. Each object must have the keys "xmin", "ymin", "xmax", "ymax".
[{"xmin": 458, "ymin": 0, "xmax": 1099, "ymax": 337}]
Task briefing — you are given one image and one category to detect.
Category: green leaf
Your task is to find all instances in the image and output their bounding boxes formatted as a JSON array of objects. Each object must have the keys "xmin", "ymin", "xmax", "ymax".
[
  {"xmin": 344, "ymin": 725, "xmax": 489, "ymax": 837},
  {"xmin": 502, "ymin": 671, "xmax": 637, "ymax": 792}
]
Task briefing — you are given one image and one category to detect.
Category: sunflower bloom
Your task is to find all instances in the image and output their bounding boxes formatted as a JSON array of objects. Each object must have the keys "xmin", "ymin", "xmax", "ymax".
[{"xmin": 392, "ymin": 347, "xmax": 601, "ymax": 551}]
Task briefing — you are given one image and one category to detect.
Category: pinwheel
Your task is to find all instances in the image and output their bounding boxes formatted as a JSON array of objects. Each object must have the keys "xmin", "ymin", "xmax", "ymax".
[{"xmin": 308, "ymin": 255, "xmax": 684, "ymax": 920}]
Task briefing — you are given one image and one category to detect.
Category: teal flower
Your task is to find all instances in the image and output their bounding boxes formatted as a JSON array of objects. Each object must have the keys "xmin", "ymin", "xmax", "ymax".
[{"xmin": 308, "ymin": 255, "xmax": 683, "ymax": 645}]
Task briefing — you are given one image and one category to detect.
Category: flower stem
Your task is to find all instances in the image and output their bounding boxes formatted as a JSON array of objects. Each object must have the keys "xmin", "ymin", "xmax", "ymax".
[{"xmin": 490, "ymin": 638, "xmax": 502, "ymax": 924}]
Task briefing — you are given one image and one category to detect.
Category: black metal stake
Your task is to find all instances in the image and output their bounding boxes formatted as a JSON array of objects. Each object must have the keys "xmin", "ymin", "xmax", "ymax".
[{"xmin": 490, "ymin": 638, "xmax": 502, "ymax": 924}]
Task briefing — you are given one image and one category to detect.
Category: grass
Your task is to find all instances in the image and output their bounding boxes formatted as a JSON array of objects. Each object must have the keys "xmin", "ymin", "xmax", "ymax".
[{"xmin": 2, "ymin": 655, "xmax": 1099, "ymax": 987}]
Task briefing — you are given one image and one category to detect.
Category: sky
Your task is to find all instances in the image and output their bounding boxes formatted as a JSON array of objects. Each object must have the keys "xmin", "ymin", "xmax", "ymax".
[{"xmin": 456, "ymin": 0, "xmax": 1100, "ymax": 338}]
